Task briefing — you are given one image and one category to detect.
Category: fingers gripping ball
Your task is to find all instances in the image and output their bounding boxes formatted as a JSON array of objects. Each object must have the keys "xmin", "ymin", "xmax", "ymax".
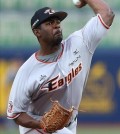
[
  {"xmin": 40, "ymin": 100, "xmax": 74, "ymax": 133},
  {"xmin": 72, "ymin": 0, "xmax": 87, "ymax": 8},
  {"xmin": 72, "ymin": 0, "xmax": 80, "ymax": 5}
]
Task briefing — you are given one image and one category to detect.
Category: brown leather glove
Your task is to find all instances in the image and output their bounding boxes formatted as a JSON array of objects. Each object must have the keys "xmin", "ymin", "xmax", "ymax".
[{"xmin": 40, "ymin": 100, "xmax": 74, "ymax": 133}]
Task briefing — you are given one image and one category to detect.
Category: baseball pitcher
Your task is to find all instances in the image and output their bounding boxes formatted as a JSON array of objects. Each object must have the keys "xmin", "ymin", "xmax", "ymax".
[{"xmin": 7, "ymin": 0, "xmax": 114, "ymax": 134}]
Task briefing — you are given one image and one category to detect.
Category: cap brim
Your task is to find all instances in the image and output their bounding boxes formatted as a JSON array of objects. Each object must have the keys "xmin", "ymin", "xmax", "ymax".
[
  {"xmin": 41, "ymin": 12, "xmax": 68, "ymax": 25},
  {"xmin": 49, "ymin": 11, "xmax": 68, "ymax": 21}
]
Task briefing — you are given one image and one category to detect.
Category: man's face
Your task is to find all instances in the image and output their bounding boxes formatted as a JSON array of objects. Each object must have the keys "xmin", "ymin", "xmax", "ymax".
[{"xmin": 37, "ymin": 17, "xmax": 63, "ymax": 46}]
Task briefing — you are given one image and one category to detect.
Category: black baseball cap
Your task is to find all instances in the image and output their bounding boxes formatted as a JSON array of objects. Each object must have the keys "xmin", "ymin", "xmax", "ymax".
[{"xmin": 31, "ymin": 7, "xmax": 68, "ymax": 29}]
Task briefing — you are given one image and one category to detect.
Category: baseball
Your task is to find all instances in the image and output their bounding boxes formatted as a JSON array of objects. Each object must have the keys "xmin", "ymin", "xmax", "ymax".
[{"xmin": 72, "ymin": 0, "xmax": 80, "ymax": 5}]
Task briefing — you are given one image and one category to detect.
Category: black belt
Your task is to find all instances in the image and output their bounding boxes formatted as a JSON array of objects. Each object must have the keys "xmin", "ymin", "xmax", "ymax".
[{"xmin": 65, "ymin": 115, "xmax": 77, "ymax": 127}]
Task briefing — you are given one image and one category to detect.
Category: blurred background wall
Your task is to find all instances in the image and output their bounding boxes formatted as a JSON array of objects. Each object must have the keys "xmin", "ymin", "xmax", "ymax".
[{"xmin": 0, "ymin": 0, "xmax": 120, "ymax": 134}]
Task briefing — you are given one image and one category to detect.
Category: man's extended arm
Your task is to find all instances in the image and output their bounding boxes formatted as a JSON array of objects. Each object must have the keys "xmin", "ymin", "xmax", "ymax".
[
  {"xmin": 76, "ymin": 0, "xmax": 115, "ymax": 26},
  {"xmin": 14, "ymin": 112, "xmax": 42, "ymax": 129}
]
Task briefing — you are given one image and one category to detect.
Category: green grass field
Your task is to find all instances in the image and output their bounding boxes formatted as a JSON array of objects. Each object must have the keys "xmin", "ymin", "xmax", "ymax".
[{"xmin": 0, "ymin": 125, "xmax": 120, "ymax": 134}]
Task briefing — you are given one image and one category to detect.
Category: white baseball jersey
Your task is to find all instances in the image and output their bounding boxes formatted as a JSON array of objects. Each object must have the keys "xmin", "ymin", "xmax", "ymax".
[{"xmin": 7, "ymin": 14, "xmax": 109, "ymax": 134}]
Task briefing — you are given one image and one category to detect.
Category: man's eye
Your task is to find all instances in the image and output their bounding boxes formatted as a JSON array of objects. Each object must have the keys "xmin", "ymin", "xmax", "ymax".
[
  {"xmin": 46, "ymin": 20, "xmax": 60, "ymax": 25},
  {"xmin": 47, "ymin": 21, "xmax": 54, "ymax": 25},
  {"xmin": 57, "ymin": 20, "xmax": 61, "ymax": 24},
  {"xmin": 47, "ymin": 22, "xmax": 52, "ymax": 25}
]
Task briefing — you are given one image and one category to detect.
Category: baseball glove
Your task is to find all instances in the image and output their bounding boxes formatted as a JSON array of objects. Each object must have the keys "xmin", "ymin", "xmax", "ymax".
[{"xmin": 40, "ymin": 100, "xmax": 74, "ymax": 133}]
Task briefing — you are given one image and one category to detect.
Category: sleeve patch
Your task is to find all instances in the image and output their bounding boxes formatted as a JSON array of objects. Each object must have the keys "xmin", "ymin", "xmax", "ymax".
[{"xmin": 7, "ymin": 101, "xmax": 13, "ymax": 113}]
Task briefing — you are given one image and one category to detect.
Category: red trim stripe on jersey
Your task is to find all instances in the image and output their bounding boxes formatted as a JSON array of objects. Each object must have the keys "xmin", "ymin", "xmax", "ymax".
[
  {"xmin": 7, "ymin": 113, "xmax": 20, "ymax": 119},
  {"xmin": 35, "ymin": 43, "xmax": 64, "ymax": 64},
  {"xmin": 36, "ymin": 129, "xmax": 44, "ymax": 134},
  {"xmin": 98, "ymin": 14, "xmax": 110, "ymax": 29}
]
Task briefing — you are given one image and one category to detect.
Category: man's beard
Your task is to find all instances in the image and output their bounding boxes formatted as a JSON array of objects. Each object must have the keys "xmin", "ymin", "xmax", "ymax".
[{"xmin": 53, "ymin": 35, "xmax": 63, "ymax": 46}]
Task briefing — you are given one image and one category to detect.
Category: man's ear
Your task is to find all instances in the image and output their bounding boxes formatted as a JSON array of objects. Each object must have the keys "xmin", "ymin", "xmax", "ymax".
[{"xmin": 32, "ymin": 29, "xmax": 41, "ymax": 37}]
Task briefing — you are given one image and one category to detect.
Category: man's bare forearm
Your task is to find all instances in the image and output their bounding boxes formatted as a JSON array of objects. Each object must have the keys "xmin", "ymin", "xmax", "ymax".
[
  {"xmin": 14, "ymin": 113, "xmax": 41, "ymax": 129},
  {"xmin": 84, "ymin": 0, "xmax": 115, "ymax": 26}
]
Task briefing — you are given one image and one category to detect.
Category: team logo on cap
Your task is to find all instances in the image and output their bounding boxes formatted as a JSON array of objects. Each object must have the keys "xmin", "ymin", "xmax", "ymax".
[{"xmin": 44, "ymin": 9, "xmax": 55, "ymax": 15}]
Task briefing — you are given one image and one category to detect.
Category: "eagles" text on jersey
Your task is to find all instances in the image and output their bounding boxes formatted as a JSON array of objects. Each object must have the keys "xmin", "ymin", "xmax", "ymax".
[{"xmin": 41, "ymin": 63, "xmax": 82, "ymax": 91}]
